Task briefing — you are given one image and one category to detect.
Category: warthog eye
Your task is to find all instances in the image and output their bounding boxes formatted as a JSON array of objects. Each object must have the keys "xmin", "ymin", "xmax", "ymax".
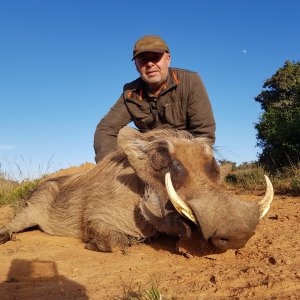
[
  {"xmin": 151, "ymin": 146, "xmax": 171, "ymax": 171},
  {"xmin": 169, "ymin": 159, "xmax": 188, "ymax": 189}
]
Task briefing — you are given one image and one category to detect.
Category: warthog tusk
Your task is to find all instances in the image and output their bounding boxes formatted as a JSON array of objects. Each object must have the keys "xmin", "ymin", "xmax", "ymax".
[
  {"xmin": 258, "ymin": 175, "xmax": 274, "ymax": 219},
  {"xmin": 165, "ymin": 172, "xmax": 197, "ymax": 224}
]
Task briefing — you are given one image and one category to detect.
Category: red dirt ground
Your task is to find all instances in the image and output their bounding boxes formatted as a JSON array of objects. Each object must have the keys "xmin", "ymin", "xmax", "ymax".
[{"xmin": 0, "ymin": 166, "xmax": 299, "ymax": 299}]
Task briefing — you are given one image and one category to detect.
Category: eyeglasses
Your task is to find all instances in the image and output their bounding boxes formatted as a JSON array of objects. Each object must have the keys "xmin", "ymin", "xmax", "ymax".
[{"xmin": 135, "ymin": 53, "xmax": 164, "ymax": 65}]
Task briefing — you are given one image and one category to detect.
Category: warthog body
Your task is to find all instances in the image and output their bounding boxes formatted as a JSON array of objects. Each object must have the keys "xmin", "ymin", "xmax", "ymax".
[{"xmin": 0, "ymin": 127, "xmax": 273, "ymax": 253}]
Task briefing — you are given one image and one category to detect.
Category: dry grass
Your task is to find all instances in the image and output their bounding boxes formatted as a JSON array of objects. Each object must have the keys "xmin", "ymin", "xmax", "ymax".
[
  {"xmin": 0, "ymin": 155, "xmax": 54, "ymax": 208},
  {"xmin": 0, "ymin": 174, "xmax": 41, "ymax": 209},
  {"xmin": 270, "ymin": 163, "xmax": 300, "ymax": 195},
  {"xmin": 225, "ymin": 163, "xmax": 300, "ymax": 196},
  {"xmin": 116, "ymin": 279, "xmax": 164, "ymax": 300}
]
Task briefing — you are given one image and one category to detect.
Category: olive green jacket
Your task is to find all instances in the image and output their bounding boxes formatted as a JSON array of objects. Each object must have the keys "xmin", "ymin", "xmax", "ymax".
[{"xmin": 94, "ymin": 67, "xmax": 216, "ymax": 162}]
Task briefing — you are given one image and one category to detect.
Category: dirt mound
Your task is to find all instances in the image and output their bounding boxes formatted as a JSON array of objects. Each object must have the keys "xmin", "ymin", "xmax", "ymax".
[{"xmin": 0, "ymin": 193, "xmax": 299, "ymax": 299}]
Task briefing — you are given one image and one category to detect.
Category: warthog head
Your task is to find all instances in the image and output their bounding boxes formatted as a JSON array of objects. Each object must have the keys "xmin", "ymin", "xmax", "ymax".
[{"xmin": 118, "ymin": 127, "xmax": 273, "ymax": 252}]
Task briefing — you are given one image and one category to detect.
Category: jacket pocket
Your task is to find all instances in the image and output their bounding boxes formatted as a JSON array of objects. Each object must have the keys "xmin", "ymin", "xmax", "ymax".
[
  {"xmin": 162, "ymin": 99, "xmax": 185, "ymax": 126},
  {"xmin": 125, "ymin": 98, "xmax": 154, "ymax": 128}
]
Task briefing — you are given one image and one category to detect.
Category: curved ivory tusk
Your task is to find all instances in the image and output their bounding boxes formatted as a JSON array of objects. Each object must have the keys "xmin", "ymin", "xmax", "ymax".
[
  {"xmin": 165, "ymin": 172, "xmax": 197, "ymax": 224},
  {"xmin": 258, "ymin": 175, "xmax": 274, "ymax": 219}
]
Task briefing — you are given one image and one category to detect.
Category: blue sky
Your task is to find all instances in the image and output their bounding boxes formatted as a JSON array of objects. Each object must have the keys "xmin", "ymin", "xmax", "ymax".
[{"xmin": 0, "ymin": 0, "xmax": 299, "ymax": 179}]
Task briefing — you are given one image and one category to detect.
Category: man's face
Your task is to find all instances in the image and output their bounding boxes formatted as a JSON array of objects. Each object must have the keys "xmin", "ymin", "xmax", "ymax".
[{"xmin": 135, "ymin": 52, "xmax": 171, "ymax": 89}]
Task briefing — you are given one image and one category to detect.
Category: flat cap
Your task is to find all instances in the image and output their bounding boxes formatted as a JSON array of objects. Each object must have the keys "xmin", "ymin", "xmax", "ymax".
[{"xmin": 132, "ymin": 35, "xmax": 170, "ymax": 60}]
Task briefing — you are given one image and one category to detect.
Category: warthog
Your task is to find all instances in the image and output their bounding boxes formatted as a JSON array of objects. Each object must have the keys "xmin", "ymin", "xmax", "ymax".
[{"xmin": 0, "ymin": 127, "xmax": 273, "ymax": 253}]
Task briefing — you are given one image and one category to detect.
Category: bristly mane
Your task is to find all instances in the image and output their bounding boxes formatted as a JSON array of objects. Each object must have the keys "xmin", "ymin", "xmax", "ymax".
[{"xmin": 141, "ymin": 128, "xmax": 194, "ymax": 141}]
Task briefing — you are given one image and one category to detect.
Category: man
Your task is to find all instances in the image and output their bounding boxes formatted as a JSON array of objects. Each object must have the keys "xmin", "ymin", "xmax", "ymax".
[{"xmin": 94, "ymin": 35, "xmax": 216, "ymax": 162}]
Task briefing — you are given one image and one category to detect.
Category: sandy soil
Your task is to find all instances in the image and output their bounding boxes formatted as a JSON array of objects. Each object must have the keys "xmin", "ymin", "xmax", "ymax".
[{"xmin": 0, "ymin": 168, "xmax": 299, "ymax": 299}]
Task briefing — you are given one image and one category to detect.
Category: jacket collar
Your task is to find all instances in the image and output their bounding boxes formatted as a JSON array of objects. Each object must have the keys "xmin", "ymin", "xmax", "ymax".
[
  {"xmin": 132, "ymin": 68, "xmax": 178, "ymax": 90},
  {"xmin": 126, "ymin": 68, "xmax": 179, "ymax": 99}
]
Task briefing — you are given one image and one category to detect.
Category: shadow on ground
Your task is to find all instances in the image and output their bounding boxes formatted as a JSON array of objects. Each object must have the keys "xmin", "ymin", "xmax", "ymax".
[{"xmin": 0, "ymin": 259, "xmax": 88, "ymax": 300}]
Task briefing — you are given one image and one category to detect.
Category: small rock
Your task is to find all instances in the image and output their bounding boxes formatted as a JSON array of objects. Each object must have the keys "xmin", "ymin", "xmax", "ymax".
[
  {"xmin": 210, "ymin": 275, "xmax": 216, "ymax": 284},
  {"xmin": 268, "ymin": 256, "xmax": 276, "ymax": 265}
]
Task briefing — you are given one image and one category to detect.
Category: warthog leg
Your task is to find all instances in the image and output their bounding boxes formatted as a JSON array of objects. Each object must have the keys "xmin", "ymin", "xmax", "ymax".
[
  {"xmin": 83, "ymin": 221, "xmax": 130, "ymax": 252},
  {"xmin": 0, "ymin": 205, "xmax": 39, "ymax": 244},
  {"xmin": 0, "ymin": 181, "xmax": 60, "ymax": 244},
  {"xmin": 0, "ymin": 228, "xmax": 11, "ymax": 244}
]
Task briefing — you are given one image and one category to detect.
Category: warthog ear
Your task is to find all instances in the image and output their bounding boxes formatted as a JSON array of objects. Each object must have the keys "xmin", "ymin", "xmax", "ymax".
[
  {"xmin": 117, "ymin": 127, "xmax": 148, "ymax": 160},
  {"xmin": 118, "ymin": 127, "xmax": 174, "ymax": 163},
  {"xmin": 117, "ymin": 126, "xmax": 142, "ymax": 146},
  {"xmin": 119, "ymin": 138, "xmax": 148, "ymax": 160},
  {"xmin": 118, "ymin": 130, "xmax": 178, "ymax": 187}
]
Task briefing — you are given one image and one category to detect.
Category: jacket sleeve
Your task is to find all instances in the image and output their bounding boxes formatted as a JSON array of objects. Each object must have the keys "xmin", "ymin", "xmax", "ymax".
[
  {"xmin": 186, "ymin": 72, "xmax": 216, "ymax": 145},
  {"xmin": 93, "ymin": 94, "xmax": 132, "ymax": 162}
]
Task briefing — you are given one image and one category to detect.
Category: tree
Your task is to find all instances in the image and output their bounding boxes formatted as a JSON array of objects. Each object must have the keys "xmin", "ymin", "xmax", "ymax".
[{"xmin": 255, "ymin": 60, "xmax": 300, "ymax": 171}]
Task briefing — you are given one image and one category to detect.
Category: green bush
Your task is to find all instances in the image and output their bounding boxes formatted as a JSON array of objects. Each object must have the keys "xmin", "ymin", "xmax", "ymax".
[
  {"xmin": 118, "ymin": 282, "xmax": 163, "ymax": 300},
  {"xmin": 254, "ymin": 60, "xmax": 300, "ymax": 171},
  {"xmin": 0, "ymin": 177, "xmax": 41, "ymax": 208}
]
